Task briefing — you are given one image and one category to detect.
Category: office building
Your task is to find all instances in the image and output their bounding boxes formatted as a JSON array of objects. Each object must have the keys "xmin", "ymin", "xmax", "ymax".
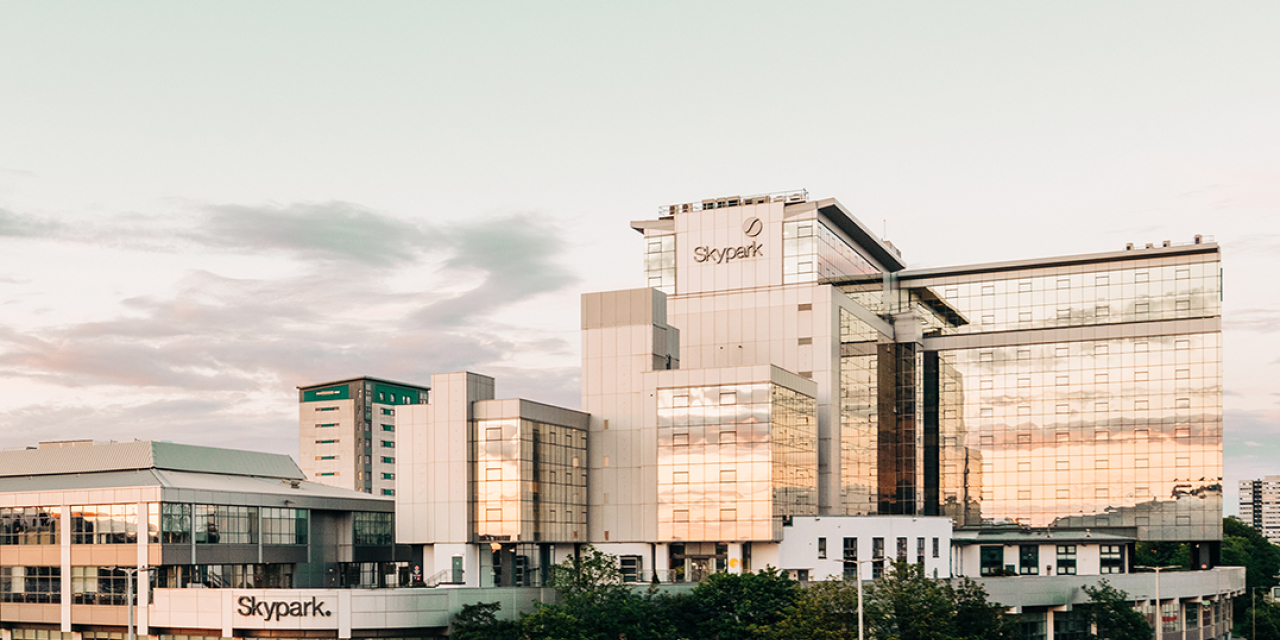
[
  {"xmin": 393, "ymin": 189, "xmax": 1222, "ymax": 589},
  {"xmin": 299, "ymin": 377, "xmax": 430, "ymax": 495},
  {"xmin": 1239, "ymin": 476, "xmax": 1280, "ymax": 544},
  {"xmin": 0, "ymin": 440, "xmax": 407, "ymax": 639},
  {"xmin": 619, "ymin": 191, "xmax": 1221, "ymax": 557}
]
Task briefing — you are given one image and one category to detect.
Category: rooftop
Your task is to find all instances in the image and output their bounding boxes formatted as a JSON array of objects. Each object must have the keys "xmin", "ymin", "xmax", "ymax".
[{"xmin": 0, "ymin": 440, "xmax": 305, "ymax": 480}]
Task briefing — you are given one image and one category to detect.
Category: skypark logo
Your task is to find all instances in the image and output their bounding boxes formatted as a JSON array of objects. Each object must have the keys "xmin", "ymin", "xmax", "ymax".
[
  {"xmin": 693, "ymin": 242, "xmax": 764, "ymax": 264},
  {"xmin": 237, "ymin": 596, "xmax": 332, "ymax": 621}
]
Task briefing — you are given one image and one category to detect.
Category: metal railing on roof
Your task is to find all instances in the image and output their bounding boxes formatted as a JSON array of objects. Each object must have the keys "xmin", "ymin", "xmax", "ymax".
[{"xmin": 658, "ymin": 189, "xmax": 808, "ymax": 216}]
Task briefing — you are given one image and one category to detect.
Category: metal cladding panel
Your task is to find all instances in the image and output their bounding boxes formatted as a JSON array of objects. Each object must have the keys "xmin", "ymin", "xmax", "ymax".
[
  {"xmin": 151, "ymin": 442, "xmax": 305, "ymax": 480},
  {"xmin": 0, "ymin": 441, "xmax": 156, "ymax": 478},
  {"xmin": 0, "ymin": 441, "xmax": 305, "ymax": 480},
  {"xmin": 0, "ymin": 469, "xmax": 165, "ymax": 493}
]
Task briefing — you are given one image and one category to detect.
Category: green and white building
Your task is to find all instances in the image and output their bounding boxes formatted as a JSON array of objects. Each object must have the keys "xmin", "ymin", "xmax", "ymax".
[{"xmin": 299, "ymin": 377, "xmax": 430, "ymax": 496}]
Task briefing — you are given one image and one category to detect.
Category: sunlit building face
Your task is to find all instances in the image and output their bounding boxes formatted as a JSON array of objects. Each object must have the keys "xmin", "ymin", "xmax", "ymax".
[{"xmin": 630, "ymin": 193, "xmax": 1221, "ymax": 545}]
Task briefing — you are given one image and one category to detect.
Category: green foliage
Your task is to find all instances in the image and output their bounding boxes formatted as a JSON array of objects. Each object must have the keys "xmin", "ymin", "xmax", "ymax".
[
  {"xmin": 446, "ymin": 553, "xmax": 1012, "ymax": 640},
  {"xmin": 1222, "ymin": 517, "xmax": 1280, "ymax": 637},
  {"xmin": 1223, "ymin": 518, "xmax": 1280, "ymax": 593},
  {"xmin": 951, "ymin": 578, "xmax": 1019, "ymax": 640},
  {"xmin": 764, "ymin": 578, "xmax": 861, "ymax": 640},
  {"xmin": 1080, "ymin": 581, "xmax": 1152, "ymax": 640},
  {"xmin": 865, "ymin": 562, "xmax": 958, "ymax": 640},
  {"xmin": 1134, "ymin": 542, "xmax": 1189, "ymax": 570},
  {"xmin": 1235, "ymin": 598, "xmax": 1280, "ymax": 640},
  {"xmin": 449, "ymin": 601, "xmax": 521, "ymax": 640},
  {"xmin": 687, "ymin": 567, "xmax": 801, "ymax": 639}
]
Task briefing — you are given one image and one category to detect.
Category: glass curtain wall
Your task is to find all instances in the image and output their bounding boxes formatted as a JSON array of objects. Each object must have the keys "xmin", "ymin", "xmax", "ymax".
[
  {"xmin": 656, "ymin": 382, "xmax": 817, "ymax": 542},
  {"xmin": 472, "ymin": 418, "xmax": 588, "ymax": 543}
]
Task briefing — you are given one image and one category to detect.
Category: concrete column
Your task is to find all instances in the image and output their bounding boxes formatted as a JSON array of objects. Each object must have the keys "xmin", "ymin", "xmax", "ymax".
[
  {"xmin": 137, "ymin": 500, "xmax": 149, "ymax": 635},
  {"xmin": 60, "ymin": 505, "xmax": 71, "ymax": 633}
]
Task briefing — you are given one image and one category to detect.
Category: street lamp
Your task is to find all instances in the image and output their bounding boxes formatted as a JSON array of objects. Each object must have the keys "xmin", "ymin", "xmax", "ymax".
[
  {"xmin": 848, "ymin": 556, "xmax": 885, "ymax": 640},
  {"xmin": 106, "ymin": 565, "xmax": 152, "ymax": 640},
  {"xmin": 1136, "ymin": 565, "xmax": 1179, "ymax": 640}
]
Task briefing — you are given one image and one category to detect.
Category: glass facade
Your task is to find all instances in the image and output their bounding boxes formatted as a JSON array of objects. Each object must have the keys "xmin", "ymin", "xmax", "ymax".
[
  {"xmin": 0, "ymin": 507, "xmax": 59, "ymax": 545},
  {"xmin": 472, "ymin": 418, "xmax": 587, "ymax": 543},
  {"xmin": 71, "ymin": 567, "xmax": 132, "ymax": 605},
  {"xmin": 194, "ymin": 505, "xmax": 257, "ymax": 544},
  {"xmin": 782, "ymin": 219, "xmax": 879, "ymax": 284},
  {"xmin": 71, "ymin": 504, "xmax": 137, "ymax": 544},
  {"xmin": 941, "ymin": 334, "xmax": 1221, "ymax": 538},
  {"xmin": 832, "ymin": 249, "xmax": 1222, "ymax": 542},
  {"xmin": 262, "ymin": 507, "xmax": 308, "ymax": 545},
  {"xmin": 1, "ymin": 566, "xmax": 61, "ymax": 603},
  {"xmin": 353, "ymin": 512, "xmax": 393, "ymax": 545},
  {"xmin": 656, "ymin": 382, "xmax": 817, "ymax": 542},
  {"xmin": 644, "ymin": 234, "xmax": 676, "ymax": 294}
]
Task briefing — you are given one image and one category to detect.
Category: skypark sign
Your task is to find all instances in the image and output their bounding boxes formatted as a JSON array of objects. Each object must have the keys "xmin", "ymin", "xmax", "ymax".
[
  {"xmin": 693, "ymin": 216, "xmax": 765, "ymax": 265},
  {"xmin": 693, "ymin": 242, "xmax": 763, "ymax": 264},
  {"xmin": 237, "ymin": 595, "xmax": 333, "ymax": 621}
]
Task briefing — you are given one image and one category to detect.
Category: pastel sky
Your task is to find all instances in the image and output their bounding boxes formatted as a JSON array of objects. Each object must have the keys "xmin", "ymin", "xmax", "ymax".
[{"xmin": 1, "ymin": 2, "xmax": 1276, "ymax": 515}]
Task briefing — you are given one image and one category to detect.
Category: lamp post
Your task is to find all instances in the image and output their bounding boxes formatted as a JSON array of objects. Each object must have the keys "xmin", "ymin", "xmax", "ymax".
[
  {"xmin": 107, "ymin": 565, "xmax": 152, "ymax": 640},
  {"xmin": 849, "ymin": 556, "xmax": 885, "ymax": 640},
  {"xmin": 1136, "ymin": 565, "xmax": 1178, "ymax": 640}
]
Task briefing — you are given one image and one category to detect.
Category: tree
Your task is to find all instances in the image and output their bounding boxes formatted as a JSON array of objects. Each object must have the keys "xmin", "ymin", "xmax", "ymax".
[
  {"xmin": 764, "ymin": 577, "xmax": 859, "ymax": 640},
  {"xmin": 533, "ymin": 544, "xmax": 675, "ymax": 640},
  {"xmin": 864, "ymin": 562, "xmax": 958, "ymax": 640},
  {"xmin": 684, "ymin": 568, "xmax": 802, "ymax": 640},
  {"xmin": 449, "ymin": 601, "xmax": 521, "ymax": 640},
  {"xmin": 1080, "ymin": 581, "xmax": 1152, "ymax": 640},
  {"xmin": 950, "ymin": 578, "xmax": 1018, "ymax": 640}
]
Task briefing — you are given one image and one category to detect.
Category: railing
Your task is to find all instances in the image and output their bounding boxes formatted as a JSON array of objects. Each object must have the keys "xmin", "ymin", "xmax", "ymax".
[{"xmin": 658, "ymin": 189, "xmax": 808, "ymax": 215}]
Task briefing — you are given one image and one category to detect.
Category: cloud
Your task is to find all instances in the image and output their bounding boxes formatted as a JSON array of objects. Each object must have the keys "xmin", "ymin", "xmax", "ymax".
[
  {"xmin": 0, "ymin": 202, "xmax": 583, "ymax": 412},
  {"xmin": 1245, "ymin": 441, "xmax": 1263, "ymax": 447},
  {"xmin": 189, "ymin": 201, "xmax": 434, "ymax": 267},
  {"xmin": 1224, "ymin": 308, "xmax": 1280, "ymax": 333},
  {"xmin": 413, "ymin": 214, "xmax": 580, "ymax": 327},
  {"xmin": 0, "ymin": 200, "xmax": 438, "ymax": 269},
  {"xmin": 0, "ymin": 207, "xmax": 61, "ymax": 238}
]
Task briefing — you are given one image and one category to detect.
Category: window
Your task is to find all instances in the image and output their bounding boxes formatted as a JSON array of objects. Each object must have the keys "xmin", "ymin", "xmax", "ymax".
[
  {"xmin": 316, "ymin": 439, "xmax": 338, "ymax": 444},
  {"xmin": 316, "ymin": 406, "xmax": 339, "ymax": 412},
  {"xmin": 818, "ymin": 537, "xmax": 827, "ymax": 559},
  {"xmin": 381, "ymin": 424, "xmax": 394, "ymax": 432},
  {"xmin": 382, "ymin": 473, "xmax": 395, "ymax": 480},
  {"xmin": 842, "ymin": 538, "xmax": 859, "ymax": 577},
  {"xmin": 0, "ymin": 507, "xmax": 60, "ymax": 545},
  {"xmin": 1, "ymin": 566, "xmax": 61, "ymax": 603},
  {"xmin": 380, "ymin": 408, "xmax": 394, "ymax": 416},
  {"xmin": 872, "ymin": 537, "xmax": 885, "ymax": 577},
  {"xmin": 261, "ymin": 508, "xmax": 308, "ymax": 545},
  {"xmin": 71, "ymin": 504, "xmax": 137, "ymax": 545},
  {"xmin": 620, "ymin": 556, "xmax": 643, "ymax": 583},
  {"xmin": 71, "ymin": 567, "xmax": 132, "ymax": 605},
  {"xmin": 1019, "ymin": 545, "xmax": 1039, "ymax": 575},
  {"xmin": 317, "ymin": 455, "xmax": 336, "ymax": 460},
  {"xmin": 381, "ymin": 489, "xmax": 395, "ymax": 496},
  {"xmin": 194, "ymin": 505, "xmax": 257, "ymax": 544},
  {"xmin": 382, "ymin": 456, "xmax": 395, "ymax": 464},
  {"xmin": 1056, "ymin": 545, "xmax": 1077, "ymax": 575},
  {"xmin": 381, "ymin": 440, "xmax": 394, "ymax": 448},
  {"xmin": 1100, "ymin": 545, "xmax": 1125, "ymax": 574},
  {"xmin": 897, "ymin": 537, "xmax": 908, "ymax": 562},
  {"xmin": 317, "ymin": 423, "xmax": 338, "ymax": 428},
  {"xmin": 353, "ymin": 512, "xmax": 394, "ymax": 545},
  {"xmin": 980, "ymin": 546, "xmax": 1004, "ymax": 576},
  {"xmin": 917, "ymin": 537, "xmax": 925, "ymax": 563},
  {"xmin": 932, "ymin": 537, "xmax": 940, "ymax": 558},
  {"xmin": 161, "ymin": 503, "xmax": 192, "ymax": 544}
]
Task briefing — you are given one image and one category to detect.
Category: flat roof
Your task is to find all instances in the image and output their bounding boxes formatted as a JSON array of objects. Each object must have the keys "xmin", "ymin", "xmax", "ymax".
[
  {"xmin": 952, "ymin": 529, "xmax": 1135, "ymax": 545},
  {"xmin": 298, "ymin": 375, "xmax": 430, "ymax": 391},
  {"xmin": 0, "ymin": 441, "xmax": 305, "ymax": 480},
  {"xmin": 830, "ymin": 242, "xmax": 1218, "ymax": 286}
]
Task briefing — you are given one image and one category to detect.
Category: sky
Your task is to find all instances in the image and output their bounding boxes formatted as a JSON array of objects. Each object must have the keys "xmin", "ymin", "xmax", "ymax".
[{"xmin": 0, "ymin": 2, "xmax": 1277, "ymax": 514}]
